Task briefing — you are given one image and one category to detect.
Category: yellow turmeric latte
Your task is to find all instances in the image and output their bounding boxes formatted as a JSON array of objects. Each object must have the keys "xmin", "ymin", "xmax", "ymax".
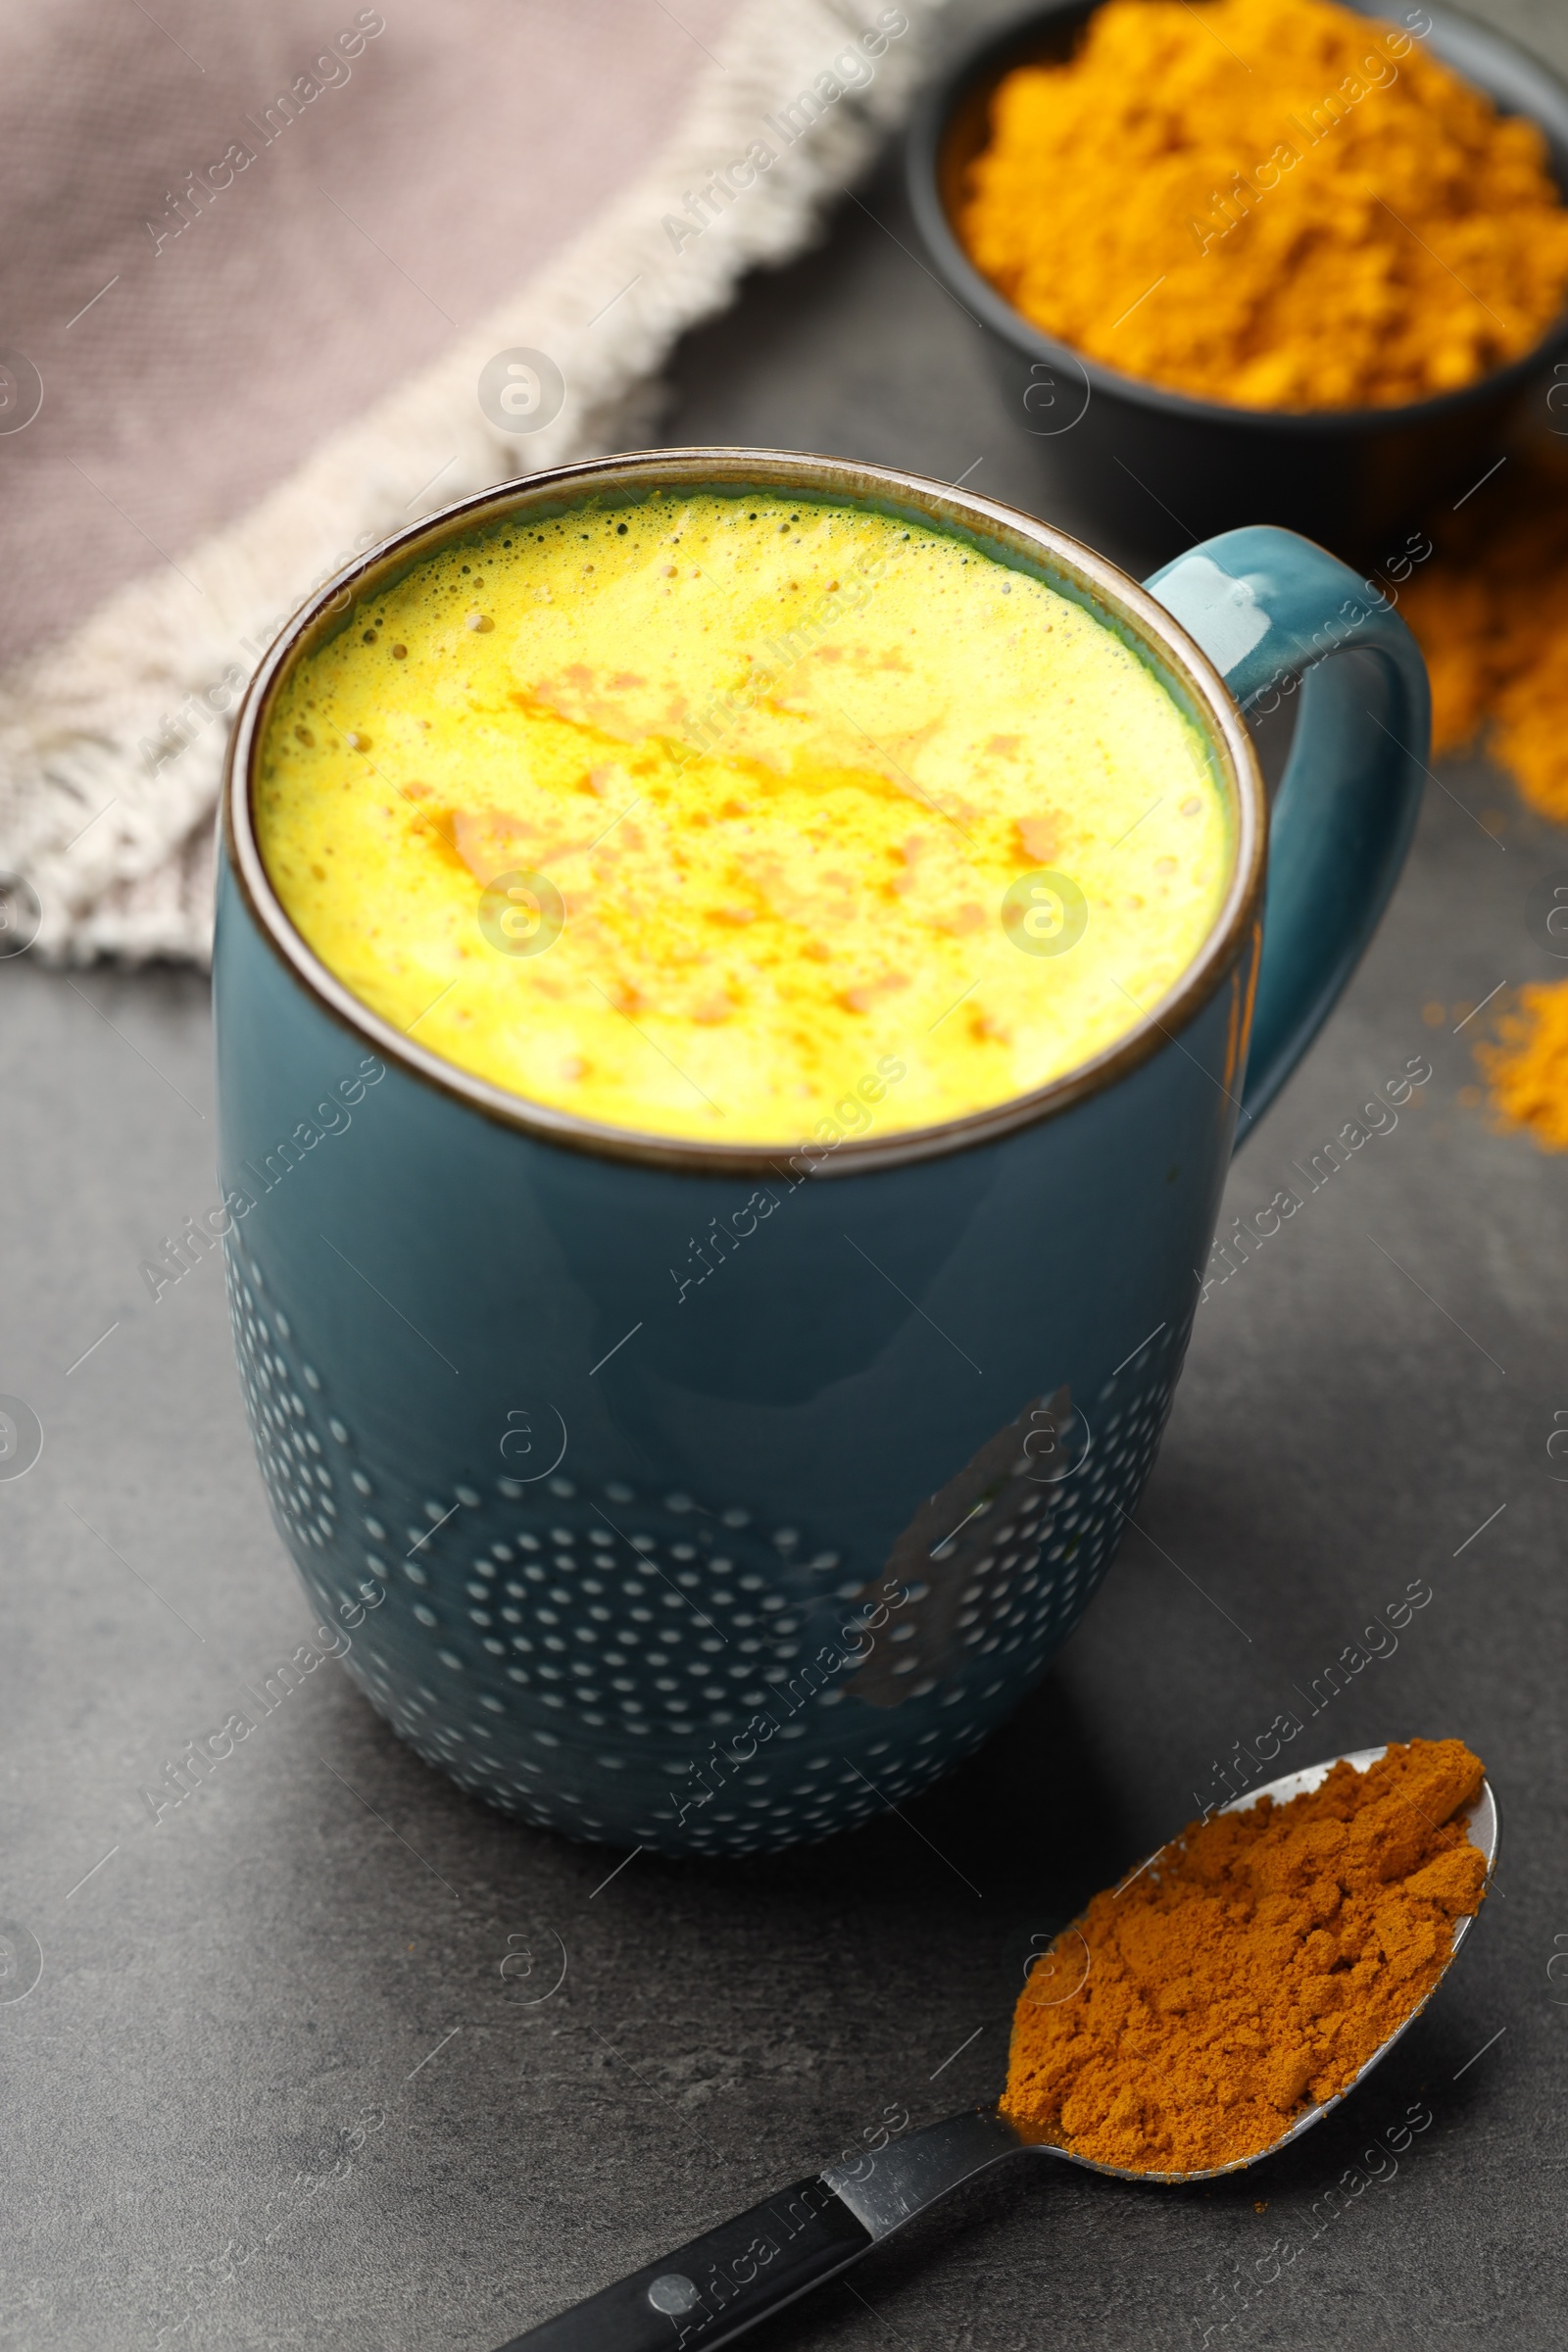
[{"xmin": 256, "ymin": 492, "xmax": 1230, "ymax": 1144}]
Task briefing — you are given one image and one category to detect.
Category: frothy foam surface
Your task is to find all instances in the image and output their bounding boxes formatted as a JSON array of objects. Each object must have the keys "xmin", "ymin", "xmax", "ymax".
[{"xmin": 256, "ymin": 491, "xmax": 1231, "ymax": 1144}]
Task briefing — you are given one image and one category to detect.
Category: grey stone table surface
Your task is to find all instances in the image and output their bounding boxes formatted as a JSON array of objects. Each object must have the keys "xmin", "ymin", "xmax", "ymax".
[{"xmin": 6, "ymin": 64, "xmax": 1568, "ymax": 2352}]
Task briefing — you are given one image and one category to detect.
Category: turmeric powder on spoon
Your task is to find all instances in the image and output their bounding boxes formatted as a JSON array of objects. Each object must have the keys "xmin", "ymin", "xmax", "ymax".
[
  {"xmin": 512, "ymin": 1745, "xmax": 1494, "ymax": 2341},
  {"xmin": 1004, "ymin": 1739, "xmax": 1487, "ymax": 2173}
]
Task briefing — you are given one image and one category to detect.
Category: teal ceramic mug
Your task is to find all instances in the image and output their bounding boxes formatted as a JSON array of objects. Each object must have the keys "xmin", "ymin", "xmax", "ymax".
[{"xmin": 214, "ymin": 448, "xmax": 1428, "ymax": 1855}]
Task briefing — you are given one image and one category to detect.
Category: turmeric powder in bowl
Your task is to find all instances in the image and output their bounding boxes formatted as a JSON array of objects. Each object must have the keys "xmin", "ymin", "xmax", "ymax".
[
  {"xmin": 956, "ymin": 0, "xmax": 1568, "ymax": 411},
  {"xmin": 1004, "ymin": 1739, "xmax": 1488, "ymax": 2173}
]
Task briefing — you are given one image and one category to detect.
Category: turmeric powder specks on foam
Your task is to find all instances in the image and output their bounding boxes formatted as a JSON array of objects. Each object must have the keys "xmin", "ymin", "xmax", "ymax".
[
  {"xmin": 957, "ymin": 0, "xmax": 1568, "ymax": 411},
  {"xmin": 1003, "ymin": 1740, "xmax": 1487, "ymax": 2173}
]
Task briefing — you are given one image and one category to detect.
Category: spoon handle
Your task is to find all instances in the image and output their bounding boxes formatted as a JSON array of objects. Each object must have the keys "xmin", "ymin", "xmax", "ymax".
[
  {"xmin": 492, "ymin": 2173, "xmax": 872, "ymax": 2349},
  {"xmin": 494, "ymin": 2108, "xmax": 1025, "ymax": 2349}
]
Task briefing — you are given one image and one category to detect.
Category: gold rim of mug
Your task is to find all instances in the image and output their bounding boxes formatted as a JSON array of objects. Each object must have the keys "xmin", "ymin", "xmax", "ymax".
[{"xmin": 223, "ymin": 445, "xmax": 1267, "ymax": 1177}]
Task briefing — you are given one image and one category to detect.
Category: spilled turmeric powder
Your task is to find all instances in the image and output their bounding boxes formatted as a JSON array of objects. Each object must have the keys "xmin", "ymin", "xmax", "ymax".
[
  {"xmin": 1399, "ymin": 448, "xmax": 1568, "ymax": 826},
  {"xmin": 1386, "ymin": 450, "xmax": 1568, "ymax": 1148},
  {"xmin": 956, "ymin": 0, "xmax": 1568, "ymax": 411},
  {"xmin": 1475, "ymin": 986, "xmax": 1568, "ymax": 1152},
  {"xmin": 1003, "ymin": 1739, "xmax": 1488, "ymax": 2173}
]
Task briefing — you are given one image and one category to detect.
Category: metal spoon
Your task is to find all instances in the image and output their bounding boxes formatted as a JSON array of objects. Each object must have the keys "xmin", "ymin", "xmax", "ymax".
[{"xmin": 494, "ymin": 1744, "xmax": 1498, "ymax": 2350}]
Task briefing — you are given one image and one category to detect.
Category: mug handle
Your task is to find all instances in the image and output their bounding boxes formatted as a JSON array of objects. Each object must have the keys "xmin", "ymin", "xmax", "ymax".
[{"xmin": 1144, "ymin": 526, "xmax": 1430, "ymax": 1142}]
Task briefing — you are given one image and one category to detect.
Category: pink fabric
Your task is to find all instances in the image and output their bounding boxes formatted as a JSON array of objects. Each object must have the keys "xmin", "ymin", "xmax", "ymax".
[{"xmin": 0, "ymin": 0, "xmax": 734, "ymax": 666}]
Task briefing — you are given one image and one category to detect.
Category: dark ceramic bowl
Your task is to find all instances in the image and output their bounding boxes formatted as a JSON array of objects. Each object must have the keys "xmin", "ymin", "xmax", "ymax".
[{"xmin": 906, "ymin": 0, "xmax": 1568, "ymax": 563}]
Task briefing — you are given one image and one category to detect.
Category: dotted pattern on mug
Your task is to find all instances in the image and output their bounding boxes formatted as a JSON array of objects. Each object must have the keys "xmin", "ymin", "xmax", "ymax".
[{"xmin": 225, "ymin": 1246, "xmax": 1182, "ymax": 1855}]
